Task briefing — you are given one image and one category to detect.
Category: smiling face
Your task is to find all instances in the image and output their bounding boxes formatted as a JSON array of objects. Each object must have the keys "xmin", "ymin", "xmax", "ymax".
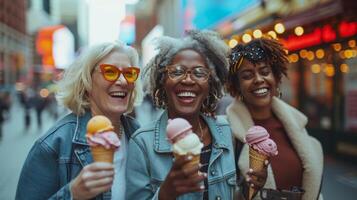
[
  {"xmin": 164, "ymin": 49, "xmax": 210, "ymax": 118},
  {"xmin": 237, "ymin": 59, "xmax": 277, "ymax": 111},
  {"xmin": 89, "ymin": 50, "xmax": 135, "ymax": 119}
]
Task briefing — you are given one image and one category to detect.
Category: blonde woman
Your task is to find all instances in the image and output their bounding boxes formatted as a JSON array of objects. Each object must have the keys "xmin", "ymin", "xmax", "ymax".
[{"xmin": 16, "ymin": 41, "xmax": 142, "ymax": 200}]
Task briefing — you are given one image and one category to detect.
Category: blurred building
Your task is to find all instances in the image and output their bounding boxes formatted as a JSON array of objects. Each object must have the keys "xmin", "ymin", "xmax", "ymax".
[
  {"xmin": 0, "ymin": 0, "xmax": 31, "ymax": 87},
  {"xmin": 27, "ymin": 0, "xmax": 76, "ymax": 90},
  {"xmin": 215, "ymin": 0, "xmax": 357, "ymax": 159},
  {"xmin": 135, "ymin": 0, "xmax": 182, "ymax": 46}
]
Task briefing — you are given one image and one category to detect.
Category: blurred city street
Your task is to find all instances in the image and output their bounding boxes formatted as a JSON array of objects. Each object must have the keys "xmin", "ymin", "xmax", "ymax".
[
  {"xmin": 0, "ymin": 97, "xmax": 61, "ymax": 199},
  {"xmin": 0, "ymin": 97, "xmax": 356, "ymax": 199}
]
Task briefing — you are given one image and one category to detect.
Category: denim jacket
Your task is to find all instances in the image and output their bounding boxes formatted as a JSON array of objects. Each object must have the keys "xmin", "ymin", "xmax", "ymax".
[
  {"xmin": 126, "ymin": 111, "xmax": 236, "ymax": 200},
  {"xmin": 16, "ymin": 111, "xmax": 139, "ymax": 200}
]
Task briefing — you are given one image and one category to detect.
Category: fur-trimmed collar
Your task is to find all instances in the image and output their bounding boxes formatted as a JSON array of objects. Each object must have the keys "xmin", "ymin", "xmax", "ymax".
[{"xmin": 226, "ymin": 97, "xmax": 323, "ymax": 200}]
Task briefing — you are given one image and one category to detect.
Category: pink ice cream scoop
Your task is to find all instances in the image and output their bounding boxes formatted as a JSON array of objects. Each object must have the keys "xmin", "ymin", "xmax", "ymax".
[
  {"xmin": 245, "ymin": 126, "xmax": 278, "ymax": 156},
  {"xmin": 166, "ymin": 118, "xmax": 203, "ymax": 156},
  {"xmin": 166, "ymin": 118, "xmax": 193, "ymax": 144},
  {"xmin": 86, "ymin": 131, "xmax": 120, "ymax": 149}
]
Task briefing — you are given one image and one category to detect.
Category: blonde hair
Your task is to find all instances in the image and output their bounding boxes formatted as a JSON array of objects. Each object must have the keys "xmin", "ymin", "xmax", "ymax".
[{"xmin": 56, "ymin": 41, "xmax": 143, "ymax": 115}]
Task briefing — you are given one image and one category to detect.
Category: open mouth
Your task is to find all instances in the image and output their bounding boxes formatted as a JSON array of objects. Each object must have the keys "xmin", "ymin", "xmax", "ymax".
[
  {"xmin": 252, "ymin": 88, "xmax": 269, "ymax": 97},
  {"xmin": 109, "ymin": 91, "xmax": 128, "ymax": 99},
  {"xmin": 176, "ymin": 91, "xmax": 197, "ymax": 103}
]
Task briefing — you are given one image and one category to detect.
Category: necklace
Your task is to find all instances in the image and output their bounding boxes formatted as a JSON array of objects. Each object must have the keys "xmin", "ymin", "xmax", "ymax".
[
  {"xmin": 198, "ymin": 119, "xmax": 204, "ymax": 142},
  {"xmin": 116, "ymin": 122, "xmax": 123, "ymax": 138}
]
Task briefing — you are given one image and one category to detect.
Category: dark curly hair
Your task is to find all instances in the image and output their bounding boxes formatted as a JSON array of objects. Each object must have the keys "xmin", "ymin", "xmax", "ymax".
[
  {"xmin": 226, "ymin": 37, "xmax": 288, "ymax": 97},
  {"xmin": 143, "ymin": 30, "xmax": 230, "ymax": 116}
]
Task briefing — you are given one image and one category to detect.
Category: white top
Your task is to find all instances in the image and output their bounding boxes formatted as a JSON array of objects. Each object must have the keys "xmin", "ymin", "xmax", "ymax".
[{"xmin": 111, "ymin": 131, "xmax": 128, "ymax": 200}]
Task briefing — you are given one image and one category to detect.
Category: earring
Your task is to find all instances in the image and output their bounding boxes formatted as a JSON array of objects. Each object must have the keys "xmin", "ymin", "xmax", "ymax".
[
  {"xmin": 237, "ymin": 91, "xmax": 244, "ymax": 102},
  {"xmin": 276, "ymin": 87, "xmax": 282, "ymax": 98},
  {"xmin": 202, "ymin": 90, "xmax": 219, "ymax": 116},
  {"xmin": 154, "ymin": 88, "xmax": 166, "ymax": 108}
]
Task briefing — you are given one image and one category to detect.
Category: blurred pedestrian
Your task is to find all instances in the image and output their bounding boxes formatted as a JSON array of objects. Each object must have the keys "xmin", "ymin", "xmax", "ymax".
[
  {"xmin": 16, "ymin": 41, "xmax": 143, "ymax": 200},
  {"xmin": 126, "ymin": 30, "xmax": 236, "ymax": 200},
  {"xmin": 18, "ymin": 88, "xmax": 33, "ymax": 129},
  {"xmin": 33, "ymin": 90, "xmax": 47, "ymax": 128},
  {"xmin": 226, "ymin": 37, "xmax": 324, "ymax": 200},
  {"xmin": 0, "ymin": 91, "xmax": 11, "ymax": 140}
]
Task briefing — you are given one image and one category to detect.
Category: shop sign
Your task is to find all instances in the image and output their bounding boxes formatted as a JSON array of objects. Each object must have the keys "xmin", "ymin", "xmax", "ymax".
[{"xmin": 281, "ymin": 21, "xmax": 357, "ymax": 51}]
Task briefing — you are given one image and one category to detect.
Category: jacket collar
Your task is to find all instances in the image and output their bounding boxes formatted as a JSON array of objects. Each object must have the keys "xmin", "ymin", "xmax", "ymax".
[
  {"xmin": 154, "ymin": 110, "xmax": 230, "ymax": 153},
  {"xmin": 226, "ymin": 97, "xmax": 323, "ymax": 200},
  {"xmin": 227, "ymin": 97, "xmax": 308, "ymax": 141},
  {"xmin": 71, "ymin": 111, "xmax": 137, "ymax": 145},
  {"xmin": 72, "ymin": 111, "xmax": 92, "ymax": 145}
]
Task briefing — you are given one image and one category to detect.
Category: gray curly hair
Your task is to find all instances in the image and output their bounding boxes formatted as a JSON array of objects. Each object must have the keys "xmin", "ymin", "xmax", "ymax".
[{"xmin": 144, "ymin": 30, "xmax": 230, "ymax": 115}]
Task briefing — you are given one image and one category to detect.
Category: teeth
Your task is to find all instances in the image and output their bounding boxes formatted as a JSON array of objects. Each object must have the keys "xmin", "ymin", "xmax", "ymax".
[
  {"xmin": 177, "ymin": 91, "xmax": 196, "ymax": 97},
  {"xmin": 253, "ymin": 88, "xmax": 268, "ymax": 95},
  {"xmin": 110, "ymin": 92, "xmax": 126, "ymax": 97}
]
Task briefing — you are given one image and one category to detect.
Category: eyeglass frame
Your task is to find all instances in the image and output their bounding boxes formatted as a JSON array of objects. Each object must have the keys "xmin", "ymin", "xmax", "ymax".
[
  {"xmin": 96, "ymin": 64, "xmax": 140, "ymax": 83},
  {"xmin": 162, "ymin": 64, "xmax": 212, "ymax": 82}
]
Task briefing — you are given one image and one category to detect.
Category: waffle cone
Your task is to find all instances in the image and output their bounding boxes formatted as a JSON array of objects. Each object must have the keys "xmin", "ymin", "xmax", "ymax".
[
  {"xmin": 91, "ymin": 146, "xmax": 115, "ymax": 163},
  {"xmin": 248, "ymin": 147, "xmax": 269, "ymax": 200},
  {"xmin": 173, "ymin": 152, "xmax": 200, "ymax": 170}
]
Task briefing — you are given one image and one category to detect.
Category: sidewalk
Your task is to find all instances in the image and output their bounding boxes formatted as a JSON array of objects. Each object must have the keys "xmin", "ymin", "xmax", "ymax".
[
  {"xmin": 322, "ymin": 156, "xmax": 357, "ymax": 200},
  {"xmin": 0, "ymin": 98, "xmax": 59, "ymax": 199}
]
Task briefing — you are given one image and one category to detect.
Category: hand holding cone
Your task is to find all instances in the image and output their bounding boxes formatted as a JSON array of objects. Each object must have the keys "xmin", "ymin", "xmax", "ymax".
[
  {"xmin": 166, "ymin": 118, "xmax": 203, "ymax": 169},
  {"xmin": 245, "ymin": 126, "xmax": 278, "ymax": 200}
]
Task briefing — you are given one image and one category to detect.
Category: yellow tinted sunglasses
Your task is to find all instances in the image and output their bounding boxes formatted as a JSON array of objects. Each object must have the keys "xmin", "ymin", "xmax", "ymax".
[{"xmin": 98, "ymin": 64, "xmax": 140, "ymax": 83}]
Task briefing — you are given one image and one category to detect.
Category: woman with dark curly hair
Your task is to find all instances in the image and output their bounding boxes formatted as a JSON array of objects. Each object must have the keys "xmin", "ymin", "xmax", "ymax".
[
  {"xmin": 226, "ymin": 37, "xmax": 323, "ymax": 200},
  {"xmin": 126, "ymin": 30, "xmax": 236, "ymax": 200}
]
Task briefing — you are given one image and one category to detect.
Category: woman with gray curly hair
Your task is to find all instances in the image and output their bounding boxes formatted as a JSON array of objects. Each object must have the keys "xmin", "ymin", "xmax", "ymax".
[
  {"xmin": 126, "ymin": 30, "xmax": 236, "ymax": 200},
  {"xmin": 16, "ymin": 41, "xmax": 142, "ymax": 200}
]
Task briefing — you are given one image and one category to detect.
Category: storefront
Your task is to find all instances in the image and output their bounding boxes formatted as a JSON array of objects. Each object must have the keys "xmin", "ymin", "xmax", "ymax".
[{"xmin": 282, "ymin": 19, "xmax": 357, "ymax": 158}]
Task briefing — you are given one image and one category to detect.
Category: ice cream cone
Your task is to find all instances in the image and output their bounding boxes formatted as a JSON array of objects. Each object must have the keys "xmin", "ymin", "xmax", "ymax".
[
  {"xmin": 86, "ymin": 115, "xmax": 120, "ymax": 164},
  {"xmin": 91, "ymin": 146, "xmax": 115, "ymax": 163},
  {"xmin": 248, "ymin": 147, "xmax": 268, "ymax": 200},
  {"xmin": 174, "ymin": 152, "xmax": 200, "ymax": 170}
]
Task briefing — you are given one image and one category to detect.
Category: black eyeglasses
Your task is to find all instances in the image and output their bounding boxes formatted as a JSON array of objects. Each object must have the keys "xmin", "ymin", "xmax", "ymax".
[{"xmin": 164, "ymin": 65, "xmax": 211, "ymax": 82}]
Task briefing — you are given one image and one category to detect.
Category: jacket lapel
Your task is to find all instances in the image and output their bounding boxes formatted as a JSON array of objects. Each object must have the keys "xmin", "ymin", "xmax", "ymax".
[
  {"xmin": 72, "ymin": 111, "xmax": 92, "ymax": 167},
  {"xmin": 226, "ymin": 97, "xmax": 323, "ymax": 200},
  {"xmin": 154, "ymin": 111, "xmax": 172, "ymax": 153},
  {"xmin": 272, "ymin": 98, "xmax": 323, "ymax": 200}
]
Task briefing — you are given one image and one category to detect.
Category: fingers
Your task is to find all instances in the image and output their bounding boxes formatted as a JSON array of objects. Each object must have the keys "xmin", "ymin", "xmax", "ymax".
[
  {"xmin": 82, "ymin": 169, "xmax": 115, "ymax": 181},
  {"xmin": 170, "ymin": 172, "xmax": 206, "ymax": 196},
  {"xmin": 181, "ymin": 163, "xmax": 201, "ymax": 177},
  {"xmin": 160, "ymin": 156, "xmax": 206, "ymax": 198},
  {"xmin": 81, "ymin": 163, "xmax": 115, "ymax": 190},
  {"xmin": 83, "ymin": 173, "xmax": 114, "ymax": 188},
  {"xmin": 171, "ymin": 155, "xmax": 194, "ymax": 170},
  {"xmin": 246, "ymin": 176, "xmax": 264, "ymax": 189},
  {"xmin": 247, "ymin": 168, "xmax": 267, "ymax": 179},
  {"xmin": 85, "ymin": 184, "xmax": 112, "ymax": 195},
  {"xmin": 173, "ymin": 171, "xmax": 206, "ymax": 188},
  {"xmin": 71, "ymin": 163, "xmax": 115, "ymax": 200},
  {"xmin": 246, "ymin": 167, "xmax": 268, "ymax": 189},
  {"xmin": 85, "ymin": 162, "xmax": 114, "ymax": 171},
  {"xmin": 175, "ymin": 184, "xmax": 205, "ymax": 194}
]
